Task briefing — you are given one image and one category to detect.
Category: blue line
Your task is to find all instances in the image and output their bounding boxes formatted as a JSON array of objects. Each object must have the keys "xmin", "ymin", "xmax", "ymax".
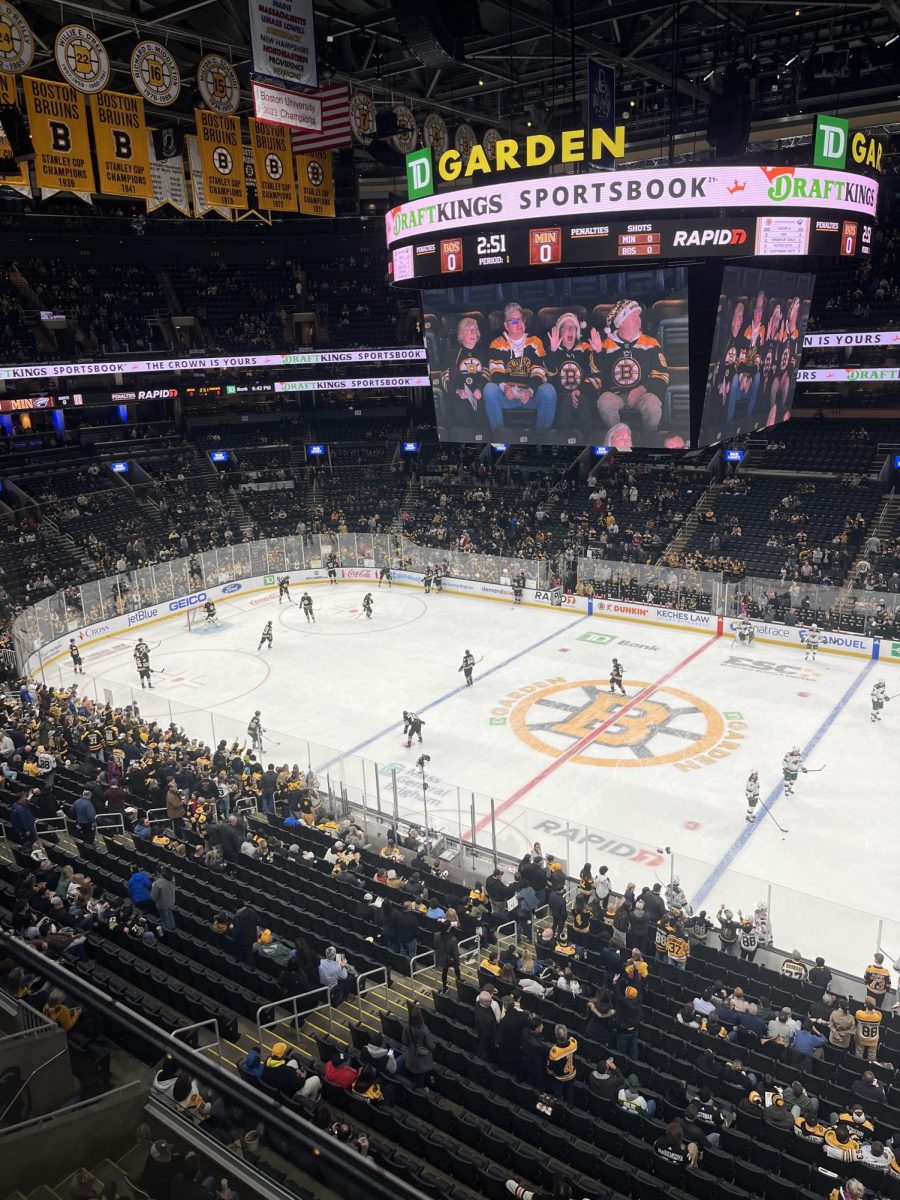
[
  {"xmin": 315, "ymin": 611, "xmax": 592, "ymax": 773},
  {"xmin": 691, "ymin": 656, "xmax": 877, "ymax": 910}
]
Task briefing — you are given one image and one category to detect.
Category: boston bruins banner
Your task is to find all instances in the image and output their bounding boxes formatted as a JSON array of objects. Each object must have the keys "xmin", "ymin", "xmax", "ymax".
[
  {"xmin": 296, "ymin": 149, "xmax": 334, "ymax": 217},
  {"xmin": 249, "ymin": 118, "xmax": 296, "ymax": 212},
  {"xmin": 89, "ymin": 89, "xmax": 151, "ymax": 198},
  {"xmin": 186, "ymin": 133, "xmax": 232, "ymax": 219},
  {"xmin": 0, "ymin": 74, "xmax": 29, "ymax": 194},
  {"xmin": 23, "ymin": 75, "xmax": 95, "ymax": 194},
  {"xmin": 194, "ymin": 107, "xmax": 246, "ymax": 209}
]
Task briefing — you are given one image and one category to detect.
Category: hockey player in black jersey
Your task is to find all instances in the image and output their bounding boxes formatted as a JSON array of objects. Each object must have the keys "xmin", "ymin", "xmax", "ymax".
[
  {"xmin": 363, "ymin": 593, "xmax": 373, "ymax": 619},
  {"xmin": 423, "ymin": 566, "xmax": 433, "ymax": 594},
  {"xmin": 203, "ymin": 600, "xmax": 218, "ymax": 625},
  {"xmin": 69, "ymin": 639, "xmax": 84, "ymax": 674},
  {"xmin": 326, "ymin": 553, "xmax": 339, "ymax": 584},
  {"xmin": 433, "ymin": 568, "xmax": 443, "ymax": 593},
  {"xmin": 610, "ymin": 658, "xmax": 625, "ymax": 696},
  {"xmin": 459, "ymin": 649, "xmax": 476, "ymax": 686},
  {"xmin": 277, "ymin": 576, "xmax": 291, "ymax": 604},
  {"xmin": 378, "ymin": 564, "xmax": 392, "ymax": 588},
  {"xmin": 403, "ymin": 710, "xmax": 424, "ymax": 747},
  {"xmin": 512, "ymin": 573, "xmax": 525, "ymax": 605},
  {"xmin": 301, "ymin": 592, "xmax": 315, "ymax": 623},
  {"xmin": 258, "ymin": 621, "xmax": 273, "ymax": 651},
  {"xmin": 135, "ymin": 646, "xmax": 152, "ymax": 689}
]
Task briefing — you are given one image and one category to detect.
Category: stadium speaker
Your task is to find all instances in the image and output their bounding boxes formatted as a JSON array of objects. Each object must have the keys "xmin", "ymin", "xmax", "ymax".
[
  {"xmin": 392, "ymin": 0, "xmax": 466, "ymax": 67},
  {"xmin": 706, "ymin": 67, "xmax": 752, "ymax": 158},
  {"xmin": 0, "ymin": 105, "xmax": 34, "ymax": 162}
]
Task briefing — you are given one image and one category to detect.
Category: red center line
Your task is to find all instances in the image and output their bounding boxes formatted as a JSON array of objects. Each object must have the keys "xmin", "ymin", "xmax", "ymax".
[{"xmin": 472, "ymin": 630, "xmax": 721, "ymax": 834}]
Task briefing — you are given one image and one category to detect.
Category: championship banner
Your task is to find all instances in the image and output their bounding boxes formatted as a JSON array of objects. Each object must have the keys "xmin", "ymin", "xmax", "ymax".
[
  {"xmin": 248, "ymin": 0, "xmax": 317, "ymax": 90},
  {"xmin": 588, "ymin": 58, "xmax": 616, "ymax": 146},
  {"xmin": 235, "ymin": 143, "xmax": 270, "ymax": 224},
  {"xmin": 186, "ymin": 134, "xmax": 232, "ymax": 219},
  {"xmin": 23, "ymin": 75, "xmax": 95, "ymax": 196},
  {"xmin": 194, "ymin": 108, "xmax": 246, "ymax": 209},
  {"xmin": 249, "ymin": 118, "xmax": 296, "ymax": 211},
  {"xmin": 0, "ymin": 73, "xmax": 29, "ymax": 194},
  {"xmin": 146, "ymin": 130, "xmax": 189, "ymax": 215},
  {"xmin": 296, "ymin": 150, "xmax": 334, "ymax": 217},
  {"xmin": 89, "ymin": 89, "xmax": 151, "ymax": 199}
]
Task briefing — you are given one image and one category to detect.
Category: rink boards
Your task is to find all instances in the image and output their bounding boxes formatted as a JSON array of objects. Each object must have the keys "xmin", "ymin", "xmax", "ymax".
[{"xmin": 27, "ymin": 567, "xmax": 892, "ymax": 677}]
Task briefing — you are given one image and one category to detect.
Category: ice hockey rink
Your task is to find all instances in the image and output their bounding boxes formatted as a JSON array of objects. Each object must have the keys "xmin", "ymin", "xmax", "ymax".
[{"xmin": 62, "ymin": 581, "xmax": 900, "ymax": 977}]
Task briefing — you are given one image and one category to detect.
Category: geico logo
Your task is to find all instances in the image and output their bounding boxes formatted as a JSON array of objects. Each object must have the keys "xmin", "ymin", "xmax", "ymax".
[
  {"xmin": 672, "ymin": 227, "xmax": 747, "ymax": 247},
  {"xmin": 169, "ymin": 592, "xmax": 207, "ymax": 610}
]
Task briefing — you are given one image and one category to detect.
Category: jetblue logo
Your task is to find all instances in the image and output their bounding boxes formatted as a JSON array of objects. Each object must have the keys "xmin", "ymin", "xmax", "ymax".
[
  {"xmin": 222, "ymin": 582, "xmax": 242, "ymax": 594},
  {"xmin": 169, "ymin": 591, "xmax": 207, "ymax": 611},
  {"xmin": 127, "ymin": 608, "xmax": 158, "ymax": 626}
]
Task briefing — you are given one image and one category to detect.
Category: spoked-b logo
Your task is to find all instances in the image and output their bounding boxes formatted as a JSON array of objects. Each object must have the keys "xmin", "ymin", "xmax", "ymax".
[{"xmin": 406, "ymin": 148, "xmax": 433, "ymax": 199}]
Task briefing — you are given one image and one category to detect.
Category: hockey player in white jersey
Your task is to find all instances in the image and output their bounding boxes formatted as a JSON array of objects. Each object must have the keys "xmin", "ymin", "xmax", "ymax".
[
  {"xmin": 736, "ymin": 618, "xmax": 755, "ymax": 645},
  {"xmin": 782, "ymin": 746, "xmax": 806, "ymax": 795},
  {"xmin": 665, "ymin": 876, "xmax": 690, "ymax": 914},
  {"xmin": 804, "ymin": 624, "xmax": 820, "ymax": 661},
  {"xmin": 745, "ymin": 770, "xmax": 760, "ymax": 822},
  {"xmin": 871, "ymin": 679, "xmax": 890, "ymax": 723}
]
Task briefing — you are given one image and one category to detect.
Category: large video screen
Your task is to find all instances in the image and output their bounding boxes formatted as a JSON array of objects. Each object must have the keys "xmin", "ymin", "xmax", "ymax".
[
  {"xmin": 698, "ymin": 265, "xmax": 814, "ymax": 446},
  {"xmin": 422, "ymin": 268, "xmax": 690, "ymax": 448}
]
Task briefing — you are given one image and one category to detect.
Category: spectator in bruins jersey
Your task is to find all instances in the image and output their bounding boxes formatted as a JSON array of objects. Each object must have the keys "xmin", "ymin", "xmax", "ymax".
[
  {"xmin": 436, "ymin": 316, "xmax": 491, "ymax": 441},
  {"xmin": 484, "ymin": 302, "xmax": 557, "ymax": 434},
  {"xmin": 544, "ymin": 312, "xmax": 597, "ymax": 439},
  {"xmin": 593, "ymin": 299, "xmax": 668, "ymax": 437}
]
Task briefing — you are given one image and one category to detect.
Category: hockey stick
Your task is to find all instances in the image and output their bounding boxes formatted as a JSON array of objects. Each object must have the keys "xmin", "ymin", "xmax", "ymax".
[
  {"xmin": 149, "ymin": 667, "xmax": 166, "ymax": 675},
  {"xmin": 758, "ymin": 799, "xmax": 789, "ymax": 834},
  {"xmin": 803, "ymin": 765, "xmax": 826, "ymax": 773}
]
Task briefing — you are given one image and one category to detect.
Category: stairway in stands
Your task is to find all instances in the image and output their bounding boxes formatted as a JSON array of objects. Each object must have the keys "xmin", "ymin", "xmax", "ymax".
[{"xmin": 5, "ymin": 1137, "xmax": 150, "ymax": 1200}]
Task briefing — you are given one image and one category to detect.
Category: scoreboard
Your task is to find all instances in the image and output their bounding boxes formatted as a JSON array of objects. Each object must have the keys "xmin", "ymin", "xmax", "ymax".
[{"xmin": 392, "ymin": 213, "xmax": 873, "ymax": 283}]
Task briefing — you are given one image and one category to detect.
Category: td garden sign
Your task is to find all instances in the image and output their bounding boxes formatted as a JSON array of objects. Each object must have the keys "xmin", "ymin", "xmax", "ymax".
[{"xmin": 388, "ymin": 161, "xmax": 878, "ymax": 245}]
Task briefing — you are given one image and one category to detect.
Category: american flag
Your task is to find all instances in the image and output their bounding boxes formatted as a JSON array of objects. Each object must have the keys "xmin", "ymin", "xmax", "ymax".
[{"xmin": 290, "ymin": 84, "xmax": 351, "ymax": 153}]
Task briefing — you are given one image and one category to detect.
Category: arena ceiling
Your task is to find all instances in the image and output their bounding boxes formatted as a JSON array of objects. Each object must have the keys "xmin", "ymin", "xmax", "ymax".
[{"xmin": 19, "ymin": 0, "xmax": 900, "ymax": 176}]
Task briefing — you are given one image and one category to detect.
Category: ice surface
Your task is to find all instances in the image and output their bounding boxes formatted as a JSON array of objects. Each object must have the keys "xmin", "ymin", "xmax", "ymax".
[{"xmin": 61, "ymin": 582, "xmax": 900, "ymax": 976}]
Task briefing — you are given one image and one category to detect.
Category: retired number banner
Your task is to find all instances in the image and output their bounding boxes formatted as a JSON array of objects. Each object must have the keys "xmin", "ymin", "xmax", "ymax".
[
  {"xmin": 194, "ymin": 108, "xmax": 246, "ymax": 209},
  {"xmin": 89, "ymin": 89, "xmax": 151, "ymax": 198},
  {"xmin": 23, "ymin": 75, "xmax": 95, "ymax": 193},
  {"xmin": 249, "ymin": 118, "xmax": 296, "ymax": 211}
]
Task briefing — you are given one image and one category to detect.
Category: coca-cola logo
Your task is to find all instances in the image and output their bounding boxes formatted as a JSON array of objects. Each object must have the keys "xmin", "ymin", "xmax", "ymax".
[{"xmin": 345, "ymin": 568, "xmax": 372, "ymax": 577}]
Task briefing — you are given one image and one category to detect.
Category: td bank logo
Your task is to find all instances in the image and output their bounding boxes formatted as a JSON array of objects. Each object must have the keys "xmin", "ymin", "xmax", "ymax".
[
  {"xmin": 577, "ymin": 631, "xmax": 616, "ymax": 646},
  {"xmin": 814, "ymin": 114, "xmax": 849, "ymax": 168},
  {"xmin": 891, "ymin": 642, "xmax": 900, "ymax": 658},
  {"xmin": 500, "ymin": 678, "xmax": 746, "ymax": 770},
  {"xmin": 406, "ymin": 147, "xmax": 434, "ymax": 199}
]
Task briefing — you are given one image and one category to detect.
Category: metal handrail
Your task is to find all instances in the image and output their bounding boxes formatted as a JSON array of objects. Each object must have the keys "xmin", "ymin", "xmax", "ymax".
[
  {"xmin": 409, "ymin": 949, "xmax": 436, "ymax": 980},
  {"xmin": 0, "ymin": 1042, "xmax": 68, "ymax": 1127},
  {"xmin": 33, "ymin": 816, "xmax": 67, "ymax": 837},
  {"xmin": 95, "ymin": 813, "xmax": 125, "ymax": 838},
  {"xmin": 255, "ymin": 986, "xmax": 332, "ymax": 1045},
  {"xmin": 353, "ymin": 966, "xmax": 389, "ymax": 1025},
  {"xmin": 494, "ymin": 920, "xmax": 518, "ymax": 951},
  {"xmin": 410, "ymin": 931, "xmax": 480, "ymax": 981},
  {"xmin": 146, "ymin": 807, "xmax": 171, "ymax": 825},
  {"xmin": 173, "ymin": 1017, "xmax": 221, "ymax": 1062}
]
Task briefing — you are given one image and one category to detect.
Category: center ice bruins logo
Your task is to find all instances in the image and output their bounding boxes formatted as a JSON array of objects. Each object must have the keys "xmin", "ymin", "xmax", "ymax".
[
  {"xmin": 559, "ymin": 361, "xmax": 582, "ymax": 391},
  {"xmin": 611, "ymin": 355, "xmax": 641, "ymax": 388},
  {"xmin": 505, "ymin": 679, "xmax": 745, "ymax": 770}
]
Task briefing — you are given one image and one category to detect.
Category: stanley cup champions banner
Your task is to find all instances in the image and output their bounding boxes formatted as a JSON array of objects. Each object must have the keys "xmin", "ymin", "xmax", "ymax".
[
  {"xmin": 23, "ymin": 75, "xmax": 95, "ymax": 194},
  {"xmin": 0, "ymin": 74, "xmax": 30, "ymax": 193},
  {"xmin": 89, "ymin": 89, "xmax": 151, "ymax": 198},
  {"xmin": 249, "ymin": 118, "xmax": 297, "ymax": 211},
  {"xmin": 194, "ymin": 108, "xmax": 247, "ymax": 209}
]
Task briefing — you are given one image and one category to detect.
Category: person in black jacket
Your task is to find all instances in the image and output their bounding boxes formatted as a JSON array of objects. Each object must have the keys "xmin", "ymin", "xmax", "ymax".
[
  {"xmin": 434, "ymin": 919, "xmax": 461, "ymax": 993},
  {"xmin": 497, "ymin": 994, "xmax": 530, "ymax": 1075},
  {"xmin": 520, "ymin": 1015, "xmax": 548, "ymax": 1089},
  {"xmin": 474, "ymin": 990, "xmax": 499, "ymax": 1062},
  {"xmin": 231, "ymin": 904, "xmax": 260, "ymax": 965},
  {"xmin": 548, "ymin": 884, "xmax": 568, "ymax": 937},
  {"xmin": 436, "ymin": 317, "xmax": 491, "ymax": 441}
]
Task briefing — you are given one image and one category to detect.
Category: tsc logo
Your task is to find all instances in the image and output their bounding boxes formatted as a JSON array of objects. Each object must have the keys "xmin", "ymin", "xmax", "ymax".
[
  {"xmin": 221, "ymin": 582, "xmax": 242, "ymax": 594},
  {"xmin": 169, "ymin": 591, "xmax": 207, "ymax": 611},
  {"xmin": 672, "ymin": 228, "xmax": 747, "ymax": 247}
]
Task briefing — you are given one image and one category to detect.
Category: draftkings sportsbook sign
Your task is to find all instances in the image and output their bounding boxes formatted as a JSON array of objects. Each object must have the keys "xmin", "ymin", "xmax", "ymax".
[{"xmin": 387, "ymin": 163, "xmax": 878, "ymax": 248}]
